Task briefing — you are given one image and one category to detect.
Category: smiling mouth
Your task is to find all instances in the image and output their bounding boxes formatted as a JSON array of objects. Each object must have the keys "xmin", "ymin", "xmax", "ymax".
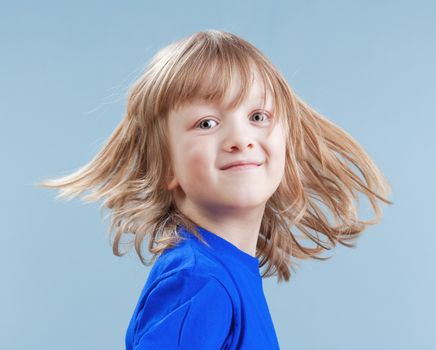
[{"xmin": 222, "ymin": 163, "xmax": 261, "ymax": 171}]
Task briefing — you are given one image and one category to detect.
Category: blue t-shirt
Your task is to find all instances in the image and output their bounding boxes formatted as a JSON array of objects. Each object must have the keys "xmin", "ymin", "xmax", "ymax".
[{"xmin": 125, "ymin": 224, "xmax": 280, "ymax": 349}]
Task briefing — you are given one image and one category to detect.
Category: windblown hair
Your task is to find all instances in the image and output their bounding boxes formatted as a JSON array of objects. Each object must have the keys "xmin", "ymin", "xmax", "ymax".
[{"xmin": 36, "ymin": 29, "xmax": 392, "ymax": 282}]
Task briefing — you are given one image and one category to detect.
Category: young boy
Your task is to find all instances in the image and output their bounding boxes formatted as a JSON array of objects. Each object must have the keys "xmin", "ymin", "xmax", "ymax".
[
  {"xmin": 37, "ymin": 29, "xmax": 392, "ymax": 349},
  {"xmin": 123, "ymin": 66, "xmax": 284, "ymax": 349}
]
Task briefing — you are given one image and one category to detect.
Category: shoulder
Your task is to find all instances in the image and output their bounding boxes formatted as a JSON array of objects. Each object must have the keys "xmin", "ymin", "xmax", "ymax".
[
  {"xmin": 148, "ymin": 235, "xmax": 229, "ymax": 284},
  {"xmin": 149, "ymin": 266, "xmax": 232, "ymax": 304}
]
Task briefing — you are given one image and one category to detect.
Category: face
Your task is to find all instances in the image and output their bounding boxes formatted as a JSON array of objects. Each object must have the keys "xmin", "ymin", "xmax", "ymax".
[{"xmin": 166, "ymin": 70, "xmax": 287, "ymax": 216}]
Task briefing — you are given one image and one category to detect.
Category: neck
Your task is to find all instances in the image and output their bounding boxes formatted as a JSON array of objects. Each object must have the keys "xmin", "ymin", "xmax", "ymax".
[{"xmin": 175, "ymin": 195, "xmax": 265, "ymax": 257}]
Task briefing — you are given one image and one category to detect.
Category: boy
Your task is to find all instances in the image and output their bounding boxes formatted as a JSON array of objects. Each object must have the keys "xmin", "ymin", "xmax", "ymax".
[{"xmin": 37, "ymin": 29, "xmax": 392, "ymax": 349}]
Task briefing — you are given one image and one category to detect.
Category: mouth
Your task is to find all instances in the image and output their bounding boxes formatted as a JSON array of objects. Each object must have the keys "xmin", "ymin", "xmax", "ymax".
[{"xmin": 221, "ymin": 162, "xmax": 262, "ymax": 171}]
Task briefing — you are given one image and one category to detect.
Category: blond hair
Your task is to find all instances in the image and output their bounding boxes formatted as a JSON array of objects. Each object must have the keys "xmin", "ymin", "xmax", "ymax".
[{"xmin": 36, "ymin": 29, "xmax": 393, "ymax": 282}]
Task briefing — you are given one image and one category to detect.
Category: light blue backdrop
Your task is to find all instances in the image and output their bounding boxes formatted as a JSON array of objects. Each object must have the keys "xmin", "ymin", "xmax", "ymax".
[{"xmin": 2, "ymin": 0, "xmax": 435, "ymax": 349}]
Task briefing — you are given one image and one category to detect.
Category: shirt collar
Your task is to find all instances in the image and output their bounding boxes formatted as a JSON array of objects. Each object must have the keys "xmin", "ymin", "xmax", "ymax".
[{"xmin": 177, "ymin": 224, "xmax": 260, "ymax": 276}]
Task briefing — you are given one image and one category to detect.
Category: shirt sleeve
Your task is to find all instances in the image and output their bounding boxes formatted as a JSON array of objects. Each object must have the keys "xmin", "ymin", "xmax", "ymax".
[{"xmin": 132, "ymin": 269, "xmax": 234, "ymax": 349}]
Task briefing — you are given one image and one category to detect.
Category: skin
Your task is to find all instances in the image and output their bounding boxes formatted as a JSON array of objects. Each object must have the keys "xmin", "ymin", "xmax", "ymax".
[{"xmin": 166, "ymin": 70, "xmax": 287, "ymax": 257}]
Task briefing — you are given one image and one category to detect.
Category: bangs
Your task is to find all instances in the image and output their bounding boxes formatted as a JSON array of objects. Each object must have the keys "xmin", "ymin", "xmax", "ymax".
[
  {"xmin": 167, "ymin": 55, "xmax": 271, "ymax": 112},
  {"xmin": 152, "ymin": 33, "xmax": 288, "ymax": 125}
]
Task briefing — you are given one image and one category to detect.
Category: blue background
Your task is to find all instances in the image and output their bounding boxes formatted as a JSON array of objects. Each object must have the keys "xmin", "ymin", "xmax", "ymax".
[{"xmin": 2, "ymin": 0, "xmax": 435, "ymax": 349}]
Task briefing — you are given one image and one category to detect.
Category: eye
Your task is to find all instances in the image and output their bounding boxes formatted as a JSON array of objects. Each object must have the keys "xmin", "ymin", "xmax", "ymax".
[
  {"xmin": 196, "ymin": 118, "xmax": 218, "ymax": 130},
  {"xmin": 195, "ymin": 111, "xmax": 271, "ymax": 130},
  {"xmin": 249, "ymin": 111, "xmax": 271, "ymax": 123}
]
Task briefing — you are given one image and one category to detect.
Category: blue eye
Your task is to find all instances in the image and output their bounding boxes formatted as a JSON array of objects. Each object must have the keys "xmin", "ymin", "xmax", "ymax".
[{"xmin": 196, "ymin": 111, "xmax": 271, "ymax": 130}]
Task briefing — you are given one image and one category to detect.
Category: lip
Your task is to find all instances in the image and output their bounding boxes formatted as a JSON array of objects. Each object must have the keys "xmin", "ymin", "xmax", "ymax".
[{"xmin": 220, "ymin": 161, "xmax": 262, "ymax": 171}]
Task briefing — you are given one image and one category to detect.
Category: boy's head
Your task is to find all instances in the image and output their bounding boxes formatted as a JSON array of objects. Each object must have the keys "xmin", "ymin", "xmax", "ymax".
[{"xmin": 127, "ymin": 29, "xmax": 295, "ymax": 214}]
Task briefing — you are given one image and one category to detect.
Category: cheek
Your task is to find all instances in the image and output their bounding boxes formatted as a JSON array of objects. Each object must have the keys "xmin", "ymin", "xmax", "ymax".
[
  {"xmin": 178, "ymin": 140, "xmax": 213, "ymax": 182},
  {"xmin": 183, "ymin": 139, "xmax": 210, "ymax": 166},
  {"xmin": 269, "ymin": 125, "xmax": 287, "ymax": 166}
]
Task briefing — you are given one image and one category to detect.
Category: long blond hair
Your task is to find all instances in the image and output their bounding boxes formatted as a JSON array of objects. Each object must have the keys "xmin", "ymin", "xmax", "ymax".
[{"xmin": 35, "ymin": 29, "xmax": 393, "ymax": 282}]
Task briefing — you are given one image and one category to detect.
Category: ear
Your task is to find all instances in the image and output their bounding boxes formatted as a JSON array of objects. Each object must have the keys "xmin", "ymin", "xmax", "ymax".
[{"xmin": 167, "ymin": 175, "xmax": 179, "ymax": 191}]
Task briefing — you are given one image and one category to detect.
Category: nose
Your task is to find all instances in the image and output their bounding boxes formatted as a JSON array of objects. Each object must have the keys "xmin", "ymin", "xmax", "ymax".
[
  {"xmin": 221, "ymin": 117, "xmax": 255, "ymax": 152},
  {"xmin": 227, "ymin": 140, "xmax": 254, "ymax": 152}
]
